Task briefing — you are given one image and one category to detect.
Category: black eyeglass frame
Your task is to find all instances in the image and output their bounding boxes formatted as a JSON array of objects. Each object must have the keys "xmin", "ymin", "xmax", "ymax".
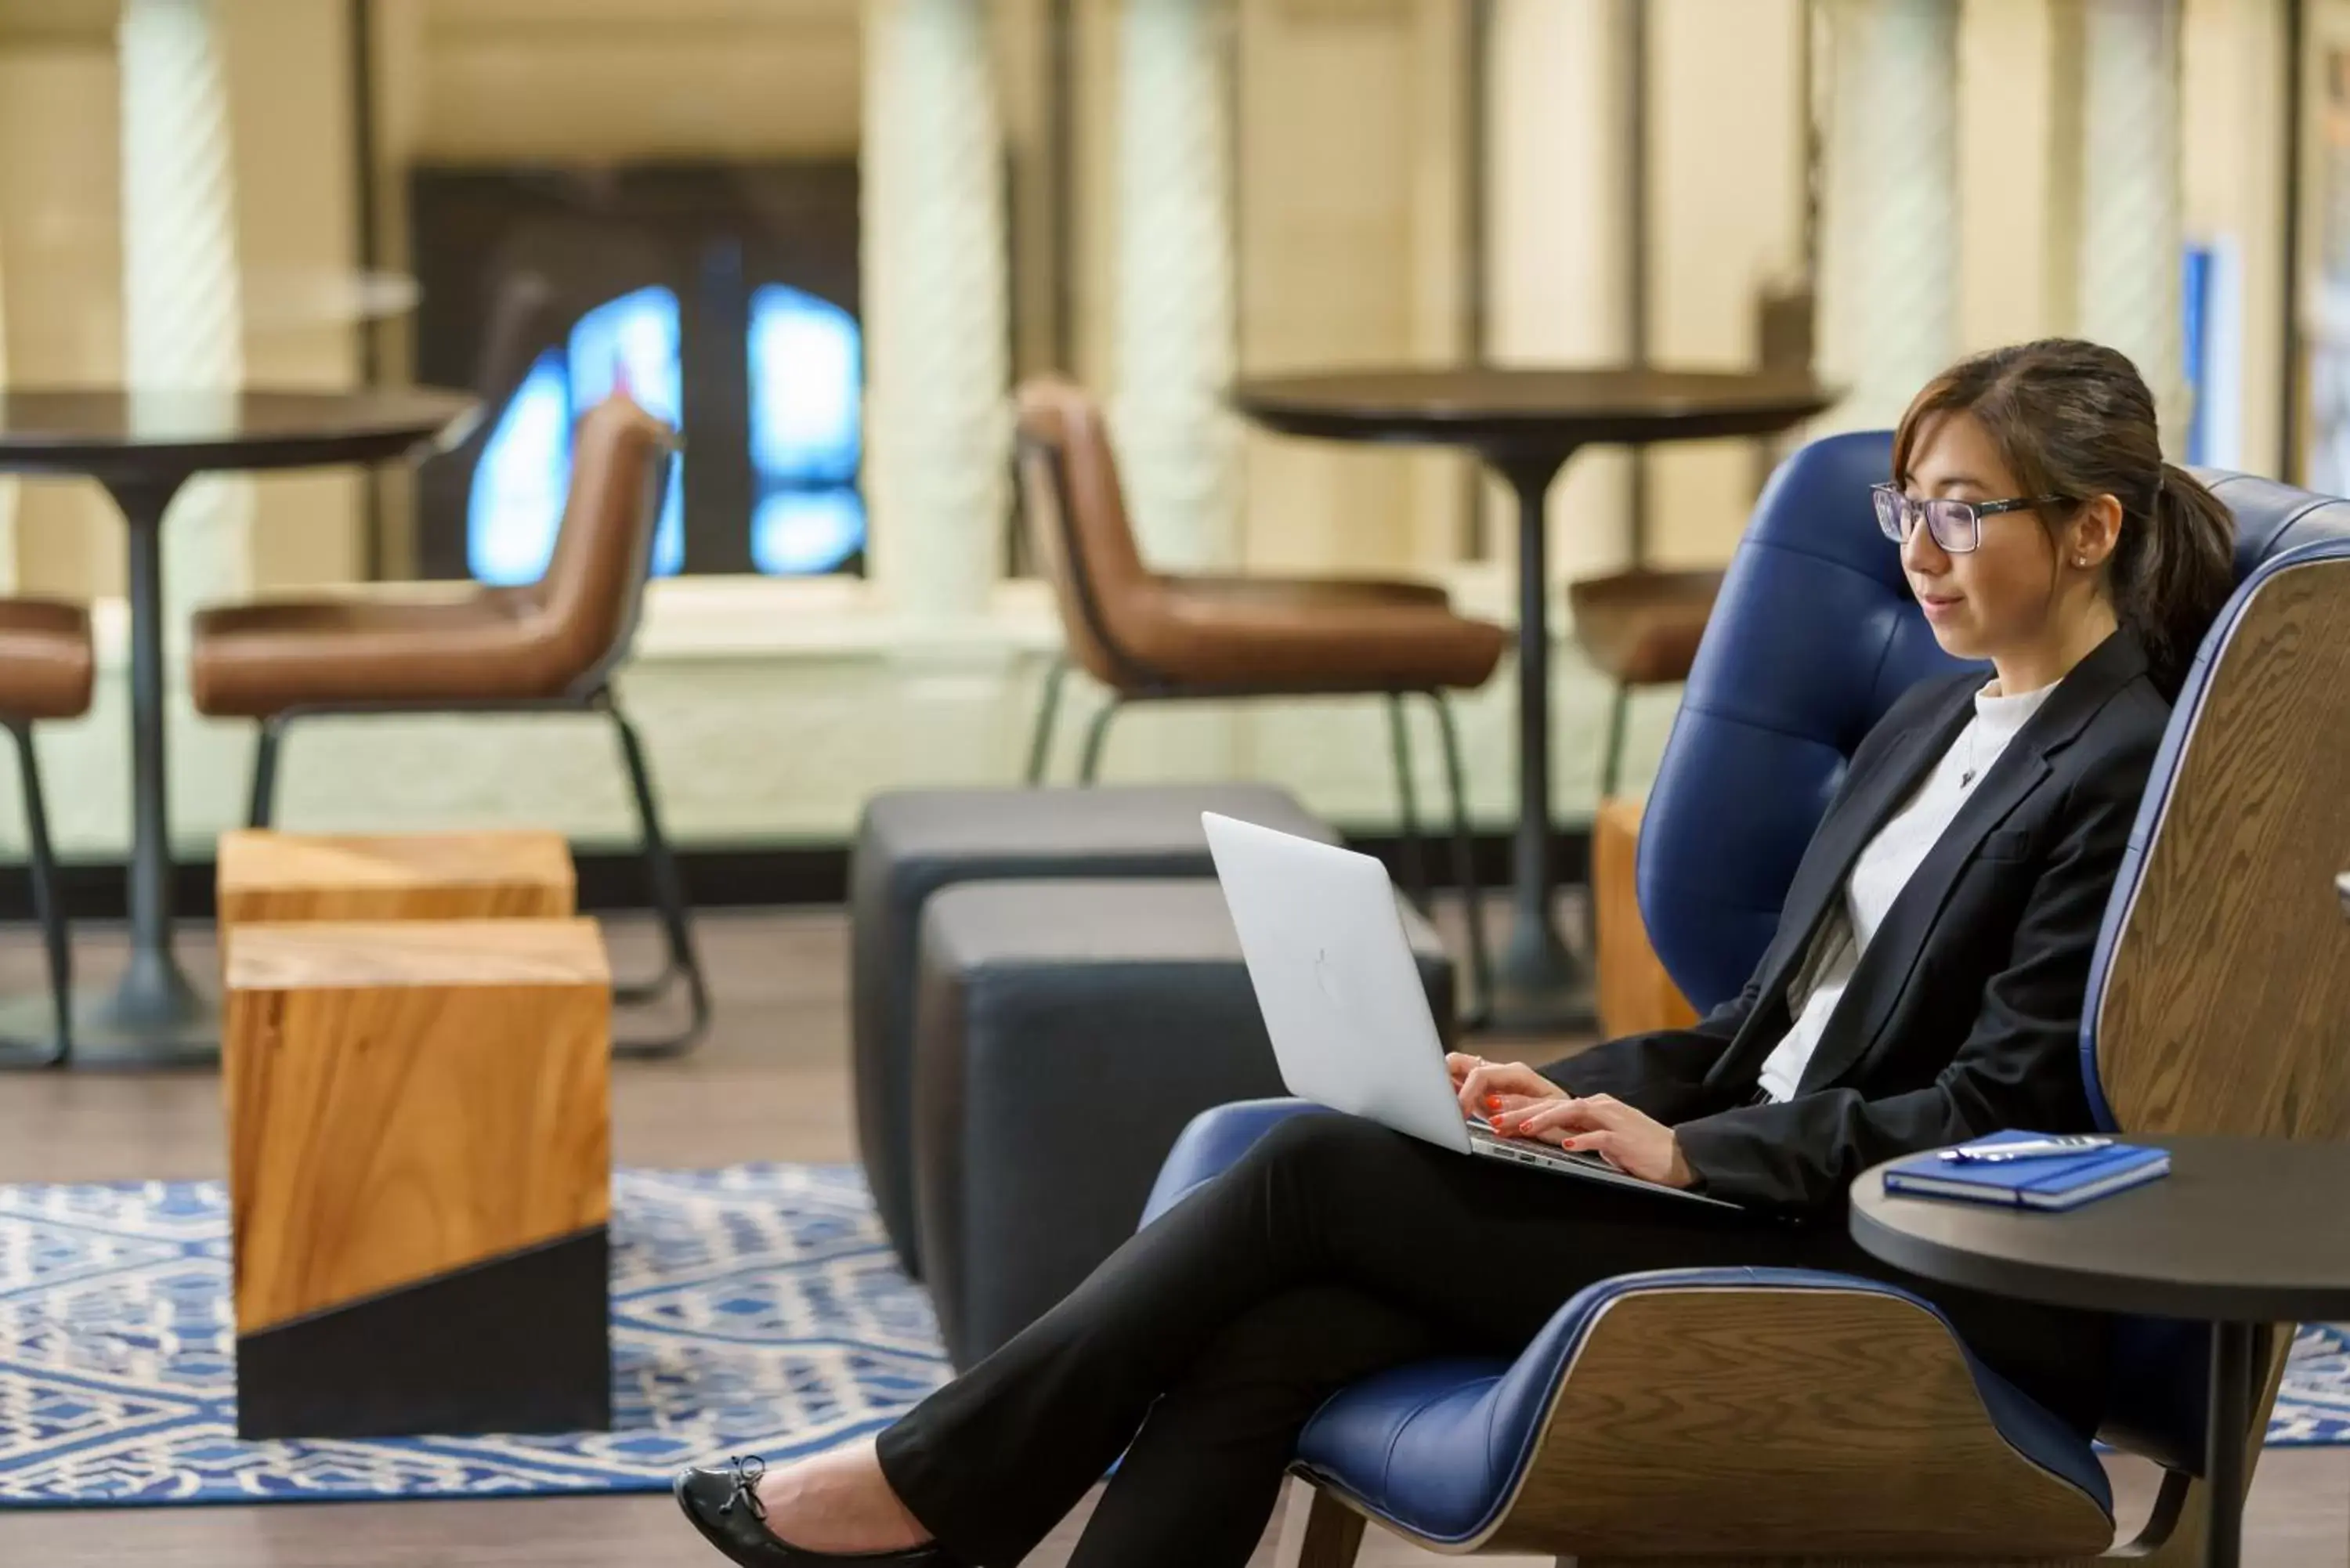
[{"xmin": 1871, "ymin": 482, "xmax": 2071, "ymax": 555}]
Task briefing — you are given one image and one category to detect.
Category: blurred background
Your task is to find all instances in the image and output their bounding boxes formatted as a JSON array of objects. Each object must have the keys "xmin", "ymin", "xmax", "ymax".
[{"xmin": 0, "ymin": 0, "xmax": 2318, "ymax": 868}]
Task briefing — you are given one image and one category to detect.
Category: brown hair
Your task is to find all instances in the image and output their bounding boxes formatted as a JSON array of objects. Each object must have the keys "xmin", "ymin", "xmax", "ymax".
[{"xmin": 1891, "ymin": 338, "xmax": 2236, "ymax": 696}]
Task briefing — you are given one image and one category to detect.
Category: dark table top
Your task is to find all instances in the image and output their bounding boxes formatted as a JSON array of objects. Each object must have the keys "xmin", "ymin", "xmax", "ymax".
[
  {"xmin": 1851, "ymin": 1135, "xmax": 2350, "ymax": 1322},
  {"xmin": 0, "ymin": 388, "xmax": 478, "ymax": 476},
  {"xmin": 1231, "ymin": 367, "xmax": 1835, "ymax": 452}
]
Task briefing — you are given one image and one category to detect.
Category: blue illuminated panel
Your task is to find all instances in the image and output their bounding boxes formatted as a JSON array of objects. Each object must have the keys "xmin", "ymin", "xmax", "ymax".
[
  {"xmin": 748, "ymin": 284, "xmax": 865, "ymax": 575},
  {"xmin": 465, "ymin": 281, "xmax": 865, "ymax": 580}
]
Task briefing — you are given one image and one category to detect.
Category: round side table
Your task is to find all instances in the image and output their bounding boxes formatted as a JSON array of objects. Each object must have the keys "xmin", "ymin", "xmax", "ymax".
[
  {"xmin": 1853, "ymin": 1135, "xmax": 2350, "ymax": 1568},
  {"xmin": 0, "ymin": 388, "xmax": 477, "ymax": 1066}
]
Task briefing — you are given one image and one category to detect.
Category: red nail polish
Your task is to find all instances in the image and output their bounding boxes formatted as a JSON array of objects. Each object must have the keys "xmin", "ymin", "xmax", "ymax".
[
  {"xmin": 1484, "ymin": 1094, "xmax": 1502, "ymax": 1111},
  {"xmin": 1488, "ymin": 1115, "xmax": 1506, "ymax": 1132}
]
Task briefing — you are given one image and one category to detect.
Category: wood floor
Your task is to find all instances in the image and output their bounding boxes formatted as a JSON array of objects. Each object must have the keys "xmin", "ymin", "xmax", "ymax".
[{"xmin": 0, "ymin": 910, "xmax": 2340, "ymax": 1566}]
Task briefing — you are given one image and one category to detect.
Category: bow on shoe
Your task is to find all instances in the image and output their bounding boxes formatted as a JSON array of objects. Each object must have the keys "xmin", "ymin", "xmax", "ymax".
[{"xmin": 718, "ymin": 1455, "xmax": 768, "ymax": 1523}]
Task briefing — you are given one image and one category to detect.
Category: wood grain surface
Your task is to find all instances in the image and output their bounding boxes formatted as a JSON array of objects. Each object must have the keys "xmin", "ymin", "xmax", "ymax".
[
  {"xmin": 1296, "ymin": 1487, "xmax": 1369, "ymax": 1568},
  {"xmin": 1303, "ymin": 1313, "xmax": 2305, "ymax": 1566},
  {"xmin": 2095, "ymin": 558, "xmax": 2350, "ymax": 1141},
  {"xmin": 223, "ymin": 919, "xmax": 611, "ymax": 1333},
  {"xmin": 217, "ymin": 829, "xmax": 576, "ymax": 929},
  {"xmin": 1592, "ymin": 797, "xmax": 1699, "ymax": 1039},
  {"xmin": 1361, "ymin": 1286, "xmax": 2118, "ymax": 1560},
  {"xmin": 225, "ymin": 918, "xmax": 611, "ymax": 992}
]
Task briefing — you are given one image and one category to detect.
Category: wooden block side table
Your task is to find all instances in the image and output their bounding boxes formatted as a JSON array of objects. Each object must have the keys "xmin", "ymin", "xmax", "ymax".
[
  {"xmin": 216, "ymin": 829, "xmax": 577, "ymax": 932},
  {"xmin": 223, "ymin": 917, "xmax": 612, "ymax": 1439},
  {"xmin": 1592, "ymin": 797, "xmax": 1700, "ymax": 1039}
]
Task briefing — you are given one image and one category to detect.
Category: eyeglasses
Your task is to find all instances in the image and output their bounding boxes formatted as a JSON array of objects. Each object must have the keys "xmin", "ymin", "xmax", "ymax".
[{"xmin": 1871, "ymin": 483, "xmax": 2068, "ymax": 555}]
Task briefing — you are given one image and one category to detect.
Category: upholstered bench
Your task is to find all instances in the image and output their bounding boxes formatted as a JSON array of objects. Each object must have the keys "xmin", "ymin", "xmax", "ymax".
[
  {"xmin": 909, "ymin": 877, "xmax": 1454, "ymax": 1369},
  {"xmin": 851, "ymin": 783, "xmax": 1337, "ymax": 1277}
]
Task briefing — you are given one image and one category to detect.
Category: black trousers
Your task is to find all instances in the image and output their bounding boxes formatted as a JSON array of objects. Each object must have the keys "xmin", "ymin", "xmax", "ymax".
[{"xmin": 876, "ymin": 1113, "xmax": 2106, "ymax": 1568}]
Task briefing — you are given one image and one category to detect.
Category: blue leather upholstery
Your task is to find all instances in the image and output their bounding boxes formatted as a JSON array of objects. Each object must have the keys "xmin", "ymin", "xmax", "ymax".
[
  {"xmin": 1292, "ymin": 1269, "xmax": 2114, "ymax": 1546},
  {"xmin": 1639, "ymin": 432, "xmax": 1976, "ymax": 1010},
  {"xmin": 1136, "ymin": 442, "xmax": 2350, "ymax": 1546}
]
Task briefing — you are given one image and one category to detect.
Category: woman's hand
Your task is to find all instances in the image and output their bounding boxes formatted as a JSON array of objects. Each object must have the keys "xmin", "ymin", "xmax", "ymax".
[
  {"xmin": 1496, "ymin": 1094, "xmax": 1696, "ymax": 1189},
  {"xmin": 1446, "ymin": 1053, "xmax": 1567, "ymax": 1122}
]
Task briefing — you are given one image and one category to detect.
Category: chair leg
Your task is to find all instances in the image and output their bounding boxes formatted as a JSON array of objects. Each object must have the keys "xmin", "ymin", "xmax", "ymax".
[
  {"xmin": 1430, "ymin": 691, "xmax": 1494, "ymax": 1032},
  {"xmin": 248, "ymin": 717, "xmax": 287, "ymax": 829},
  {"xmin": 5, "ymin": 720, "xmax": 67, "ymax": 1068},
  {"xmin": 1600, "ymin": 682, "xmax": 1630, "ymax": 803},
  {"xmin": 1296, "ymin": 1486, "xmax": 1368, "ymax": 1568},
  {"xmin": 1385, "ymin": 693, "xmax": 1430, "ymax": 912},
  {"xmin": 605, "ymin": 698, "xmax": 711, "ymax": 1057},
  {"xmin": 1025, "ymin": 656, "xmax": 1067, "ymax": 784},
  {"xmin": 1077, "ymin": 696, "xmax": 1122, "ymax": 785}
]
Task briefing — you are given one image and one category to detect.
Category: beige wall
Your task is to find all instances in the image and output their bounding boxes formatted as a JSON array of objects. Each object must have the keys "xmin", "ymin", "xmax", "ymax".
[
  {"xmin": 1236, "ymin": 0, "xmax": 1470, "ymax": 578},
  {"xmin": 1645, "ymin": 0, "xmax": 1805, "ymax": 567},
  {"xmin": 2182, "ymin": 0, "xmax": 2288, "ymax": 475}
]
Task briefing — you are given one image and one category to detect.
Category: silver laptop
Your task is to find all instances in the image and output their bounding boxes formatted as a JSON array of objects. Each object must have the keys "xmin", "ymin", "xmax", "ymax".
[{"xmin": 1201, "ymin": 811, "xmax": 1737, "ymax": 1210}]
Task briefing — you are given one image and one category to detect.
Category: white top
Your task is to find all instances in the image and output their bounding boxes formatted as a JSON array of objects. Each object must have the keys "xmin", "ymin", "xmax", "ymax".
[{"xmin": 1755, "ymin": 678, "xmax": 2057, "ymax": 1103}]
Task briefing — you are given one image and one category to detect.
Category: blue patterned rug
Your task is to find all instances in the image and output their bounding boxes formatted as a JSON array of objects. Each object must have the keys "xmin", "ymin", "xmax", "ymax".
[
  {"xmin": 0, "ymin": 1165, "xmax": 950, "ymax": 1506},
  {"xmin": 1, "ymin": 1169, "xmax": 2345, "ymax": 1508}
]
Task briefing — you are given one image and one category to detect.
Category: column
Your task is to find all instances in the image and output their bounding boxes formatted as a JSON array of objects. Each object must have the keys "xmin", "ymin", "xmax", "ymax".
[
  {"xmin": 0, "ymin": 226, "xmax": 15, "ymax": 593},
  {"xmin": 2077, "ymin": 0, "xmax": 2186, "ymax": 450},
  {"xmin": 861, "ymin": 0, "xmax": 1010, "ymax": 628},
  {"xmin": 1112, "ymin": 0, "xmax": 1239, "ymax": 572},
  {"xmin": 1815, "ymin": 0, "xmax": 1959, "ymax": 430},
  {"xmin": 120, "ymin": 0, "xmax": 249, "ymax": 622}
]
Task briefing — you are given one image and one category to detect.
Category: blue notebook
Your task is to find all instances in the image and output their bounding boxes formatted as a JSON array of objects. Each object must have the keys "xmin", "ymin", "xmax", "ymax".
[{"xmin": 1883, "ymin": 1130, "xmax": 2170, "ymax": 1211}]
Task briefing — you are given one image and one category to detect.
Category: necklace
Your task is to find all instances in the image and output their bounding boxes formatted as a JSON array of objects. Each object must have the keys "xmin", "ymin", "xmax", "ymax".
[{"xmin": 1958, "ymin": 724, "xmax": 1983, "ymax": 789}]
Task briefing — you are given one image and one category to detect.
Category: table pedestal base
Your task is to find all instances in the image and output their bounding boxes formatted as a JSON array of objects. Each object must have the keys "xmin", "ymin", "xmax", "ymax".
[
  {"xmin": 2204, "ymin": 1320, "xmax": 2256, "ymax": 1568},
  {"xmin": 1484, "ymin": 912, "xmax": 1596, "ymax": 1038},
  {"xmin": 1480, "ymin": 447, "xmax": 1598, "ymax": 1039},
  {"xmin": 0, "ymin": 960, "xmax": 217, "ymax": 1070}
]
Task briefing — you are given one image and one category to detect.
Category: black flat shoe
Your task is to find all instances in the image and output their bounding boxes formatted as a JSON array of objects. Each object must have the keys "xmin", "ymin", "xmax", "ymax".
[{"xmin": 673, "ymin": 1457, "xmax": 963, "ymax": 1568}]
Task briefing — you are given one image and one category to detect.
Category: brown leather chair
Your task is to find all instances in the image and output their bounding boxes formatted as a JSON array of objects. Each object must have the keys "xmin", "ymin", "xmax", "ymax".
[
  {"xmin": 1015, "ymin": 378, "xmax": 1503, "ymax": 1017},
  {"xmin": 190, "ymin": 396, "xmax": 707, "ymax": 1055},
  {"xmin": 0, "ymin": 600, "xmax": 93, "ymax": 1067},
  {"xmin": 1568, "ymin": 567, "xmax": 1723, "ymax": 799}
]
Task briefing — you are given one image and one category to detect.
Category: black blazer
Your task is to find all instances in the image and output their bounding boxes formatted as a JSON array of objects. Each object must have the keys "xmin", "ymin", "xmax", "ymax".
[{"xmin": 1548, "ymin": 627, "xmax": 2171, "ymax": 1212}]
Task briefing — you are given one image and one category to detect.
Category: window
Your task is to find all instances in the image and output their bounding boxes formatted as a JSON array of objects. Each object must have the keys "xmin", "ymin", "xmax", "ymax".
[
  {"xmin": 468, "ymin": 286, "xmax": 688, "ymax": 584},
  {"xmin": 410, "ymin": 162, "xmax": 865, "ymax": 583},
  {"xmin": 747, "ymin": 284, "xmax": 866, "ymax": 575}
]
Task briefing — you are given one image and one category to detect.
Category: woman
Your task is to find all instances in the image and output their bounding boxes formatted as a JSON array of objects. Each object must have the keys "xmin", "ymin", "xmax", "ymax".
[{"xmin": 674, "ymin": 338, "xmax": 2237, "ymax": 1568}]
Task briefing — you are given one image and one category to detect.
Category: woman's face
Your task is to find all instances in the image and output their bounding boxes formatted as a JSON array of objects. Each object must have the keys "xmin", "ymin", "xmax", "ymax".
[{"xmin": 1897, "ymin": 410, "xmax": 2082, "ymax": 671}]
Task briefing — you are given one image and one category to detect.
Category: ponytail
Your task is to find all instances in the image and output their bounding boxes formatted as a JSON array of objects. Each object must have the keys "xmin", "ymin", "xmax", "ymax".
[{"xmin": 2117, "ymin": 464, "xmax": 2236, "ymax": 697}]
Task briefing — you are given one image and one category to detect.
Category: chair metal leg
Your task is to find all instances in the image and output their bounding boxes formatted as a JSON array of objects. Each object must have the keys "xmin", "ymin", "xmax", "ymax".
[
  {"xmin": 5, "ymin": 720, "xmax": 67, "ymax": 1068},
  {"xmin": 1385, "ymin": 693, "xmax": 1430, "ymax": 911},
  {"xmin": 248, "ymin": 717, "xmax": 287, "ymax": 829},
  {"xmin": 1077, "ymin": 696, "xmax": 1121, "ymax": 784},
  {"xmin": 1430, "ymin": 691, "xmax": 1494, "ymax": 1032},
  {"xmin": 1025, "ymin": 656, "xmax": 1067, "ymax": 784},
  {"xmin": 1600, "ymin": 683, "xmax": 1630, "ymax": 803},
  {"xmin": 606, "ymin": 699, "xmax": 711, "ymax": 1057}
]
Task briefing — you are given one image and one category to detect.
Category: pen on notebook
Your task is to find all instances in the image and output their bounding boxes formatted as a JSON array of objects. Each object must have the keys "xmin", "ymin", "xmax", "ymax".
[{"xmin": 1937, "ymin": 1136, "xmax": 2113, "ymax": 1164}]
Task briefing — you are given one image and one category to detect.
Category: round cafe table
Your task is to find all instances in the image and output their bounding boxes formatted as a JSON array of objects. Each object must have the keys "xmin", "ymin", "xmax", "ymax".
[
  {"xmin": 1853, "ymin": 1136, "xmax": 2350, "ymax": 1568},
  {"xmin": 1232, "ymin": 368, "xmax": 1832, "ymax": 1033},
  {"xmin": 0, "ymin": 388, "xmax": 478, "ymax": 1067}
]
